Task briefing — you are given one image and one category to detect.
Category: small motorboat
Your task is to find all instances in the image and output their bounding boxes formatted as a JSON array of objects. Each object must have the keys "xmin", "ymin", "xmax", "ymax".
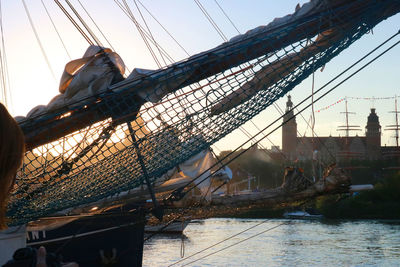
[
  {"xmin": 283, "ymin": 209, "xmax": 324, "ymax": 220},
  {"xmin": 145, "ymin": 220, "xmax": 189, "ymax": 234}
]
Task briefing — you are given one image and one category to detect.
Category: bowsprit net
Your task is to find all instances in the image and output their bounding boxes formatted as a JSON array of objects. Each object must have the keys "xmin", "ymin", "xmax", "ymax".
[{"xmin": 8, "ymin": 0, "xmax": 400, "ymax": 225}]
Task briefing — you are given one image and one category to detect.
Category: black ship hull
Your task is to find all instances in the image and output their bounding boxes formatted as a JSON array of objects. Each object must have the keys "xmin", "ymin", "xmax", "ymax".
[{"xmin": 26, "ymin": 210, "xmax": 146, "ymax": 267}]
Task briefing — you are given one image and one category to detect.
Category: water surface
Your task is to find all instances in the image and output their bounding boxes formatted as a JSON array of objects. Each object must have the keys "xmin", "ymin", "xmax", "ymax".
[{"xmin": 143, "ymin": 218, "xmax": 400, "ymax": 266}]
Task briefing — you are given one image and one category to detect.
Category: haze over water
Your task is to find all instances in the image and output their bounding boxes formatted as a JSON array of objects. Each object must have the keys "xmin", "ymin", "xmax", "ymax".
[{"xmin": 143, "ymin": 218, "xmax": 400, "ymax": 266}]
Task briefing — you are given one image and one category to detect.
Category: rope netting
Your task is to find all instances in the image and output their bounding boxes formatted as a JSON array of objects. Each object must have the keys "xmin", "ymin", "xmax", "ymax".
[{"xmin": 8, "ymin": 0, "xmax": 400, "ymax": 225}]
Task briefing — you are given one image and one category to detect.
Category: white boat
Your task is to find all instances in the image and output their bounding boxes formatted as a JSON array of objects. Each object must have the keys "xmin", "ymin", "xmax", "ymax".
[
  {"xmin": 283, "ymin": 210, "xmax": 324, "ymax": 220},
  {"xmin": 145, "ymin": 220, "xmax": 189, "ymax": 234}
]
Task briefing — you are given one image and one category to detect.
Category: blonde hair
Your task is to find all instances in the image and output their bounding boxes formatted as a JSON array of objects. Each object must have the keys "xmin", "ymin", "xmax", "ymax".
[{"xmin": 0, "ymin": 103, "xmax": 24, "ymax": 229}]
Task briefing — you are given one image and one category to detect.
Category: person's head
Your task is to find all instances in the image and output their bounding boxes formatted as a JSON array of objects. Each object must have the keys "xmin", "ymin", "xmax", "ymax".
[{"xmin": 0, "ymin": 103, "xmax": 24, "ymax": 229}]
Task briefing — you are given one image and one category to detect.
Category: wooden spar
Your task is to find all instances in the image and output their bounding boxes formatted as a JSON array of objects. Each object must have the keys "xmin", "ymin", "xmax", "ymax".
[
  {"xmin": 20, "ymin": 0, "xmax": 400, "ymax": 150},
  {"xmin": 212, "ymin": 177, "xmax": 351, "ymax": 206},
  {"xmin": 210, "ymin": 165, "xmax": 351, "ymax": 206},
  {"xmin": 21, "ymin": 93, "xmax": 143, "ymax": 151},
  {"xmin": 210, "ymin": 186, "xmax": 349, "ymax": 206},
  {"xmin": 150, "ymin": 0, "xmax": 400, "ymax": 91},
  {"xmin": 41, "ymin": 176, "xmax": 193, "ymax": 217}
]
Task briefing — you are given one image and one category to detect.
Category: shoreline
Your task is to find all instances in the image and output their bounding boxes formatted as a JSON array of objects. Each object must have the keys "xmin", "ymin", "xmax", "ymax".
[{"xmin": 147, "ymin": 196, "xmax": 400, "ymax": 226}]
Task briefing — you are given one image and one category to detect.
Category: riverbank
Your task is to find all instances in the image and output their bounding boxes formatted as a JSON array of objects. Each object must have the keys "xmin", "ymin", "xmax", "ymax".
[
  {"xmin": 147, "ymin": 174, "xmax": 400, "ymax": 225},
  {"xmin": 316, "ymin": 174, "xmax": 400, "ymax": 219},
  {"xmin": 150, "ymin": 196, "xmax": 400, "ymax": 228}
]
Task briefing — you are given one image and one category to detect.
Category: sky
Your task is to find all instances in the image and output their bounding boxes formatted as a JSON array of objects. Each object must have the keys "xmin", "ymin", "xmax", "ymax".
[{"xmin": 0, "ymin": 0, "xmax": 399, "ymax": 151}]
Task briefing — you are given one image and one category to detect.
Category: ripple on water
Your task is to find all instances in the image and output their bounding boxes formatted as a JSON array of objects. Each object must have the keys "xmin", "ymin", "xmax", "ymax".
[{"xmin": 143, "ymin": 218, "xmax": 400, "ymax": 267}]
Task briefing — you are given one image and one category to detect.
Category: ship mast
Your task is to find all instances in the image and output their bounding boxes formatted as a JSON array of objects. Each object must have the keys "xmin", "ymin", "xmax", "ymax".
[
  {"xmin": 384, "ymin": 95, "xmax": 400, "ymax": 147},
  {"xmin": 336, "ymin": 98, "xmax": 361, "ymax": 160},
  {"xmin": 337, "ymin": 98, "xmax": 361, "ymax": 137}
]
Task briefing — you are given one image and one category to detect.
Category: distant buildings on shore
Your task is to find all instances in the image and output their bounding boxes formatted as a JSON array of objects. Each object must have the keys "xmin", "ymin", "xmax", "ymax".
[{"xmin": 281, "ymin": 95, "xmax": 400, "ymax": 162}]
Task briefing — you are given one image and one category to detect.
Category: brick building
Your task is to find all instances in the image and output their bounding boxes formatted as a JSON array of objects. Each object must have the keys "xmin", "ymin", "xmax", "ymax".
[{"xmin": 281, "ymin": 96, "xmax": 391, "ymax": 162}]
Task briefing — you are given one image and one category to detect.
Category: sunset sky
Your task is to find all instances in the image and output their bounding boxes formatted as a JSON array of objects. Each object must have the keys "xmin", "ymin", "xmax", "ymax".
[{"xmin": 1, "ymin": 0, "xmax": 399, "ymax": 151}]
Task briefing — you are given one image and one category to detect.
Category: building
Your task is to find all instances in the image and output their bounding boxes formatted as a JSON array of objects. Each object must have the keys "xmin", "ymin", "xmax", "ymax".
[{"xmin": 281, "ymin": 96, "xmax": 384, "ymax": 162}]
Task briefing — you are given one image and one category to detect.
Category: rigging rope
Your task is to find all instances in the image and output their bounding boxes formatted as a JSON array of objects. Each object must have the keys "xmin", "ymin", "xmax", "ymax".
[
  {"xmin": 169, "ymin": 219, "xmax": 274, "ymax": 266},
  {"xmin": 311, "ymin": 72, "xmax": 316, "ymax": 136},
  {"xmin": 197, "ymin": 0, "xmax": 329, "ymax": 166},
  {"xmin": 238, "ymin": 123, "xmax": 276, "ymax": 159},
  {"xmin": 202, "ymin": 3, "xmax": 282, "ymax": 159},
  {"xmin": 137, "ymin": 0, "xmax": 190, "ymax": 57},
  {"xmin": 169, "ymin": 30, "xmax": 400, "ymax": 199},
  {"xmin": 273, "ymin": 98, "xmax": 336, "ymax": 164},
  {"xmin": 192, "ymin": 2, "xmax": 275, "ymax": 159},
  {"xmin": 121, "ymin": 0, "xmax": 161, "ymax": 68},
  {"xmin": 214, "ymin": 0, "xmax": 241, "ymax": 35},
  {"xmin": 133, "ymin": 0, "xmax": 167, "ymax": 66},
  {"xmin": 249, "ymin": 119, "xmax": 288, "ymax": 160},
  {"xmin": 54, "ymin": 0, "xmax": 94, "ymax": 45},
  {"xmin": 194, "ymin": 0, "xmax": 228, "ymax": 42},
  {"xmin": 179, "ymin": 222, "xmax": 288, "ymax": 266},
  {"xmin": 64, "ymin": 0, "xmax": 102, "ymax": 46},
  {"xmin": 311, "ymin": 70, "xmax": 317, "ymax": 180},
  {"xmin": 122, "ymin": 0, "xmax": 231, "ymax": 126},
  {"xmin": 9, "ymin": 1, "xmax": 400, "ymax": 225},
  {"xmin": 75, "ymin": 0, "xmax": 114, "ymax": 51},
  {"xmin": 116, "ymin": 0, "xmax": 202, "ymax": 121},
  {"xmin": 0, "ymin": 0, "xmax": 9, "ymax": 108},
  {"xmin": 315, "ymin": 96, "xmax": 400, "ymax": 113},
  {"xmin": 22, "ymin": 0, "xmax": 57, "ymax": 82},
  {"xmin": 114, "ymin": 0, "xmax": 175, "ymax": 63},
  {"xmin": 171, "ymin": 194, "xmax": 317, "ymax": 267},
  {"xmin": 40, "ymin": 0, "xmax": 71, "ymax": 60},
  {"xmin": 180, "ymin": 222, "xmax": 185, "ymax": 258},
  {"xmin": 295, "ymin": 105, "xmax": 337, "ymax": 163},
  {"xmin": 75, "ymin": 0, "xmax": 132, "ymax": 74}
]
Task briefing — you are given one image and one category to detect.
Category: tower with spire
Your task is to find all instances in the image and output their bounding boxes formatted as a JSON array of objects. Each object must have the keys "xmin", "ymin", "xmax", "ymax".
[
  {"xmin": 282, "ymin": 95, "xmax": 297, "ymax": 159},
  {"xmin": 365, "ymin": 108, "xmax": 381, "ymax": 159}
]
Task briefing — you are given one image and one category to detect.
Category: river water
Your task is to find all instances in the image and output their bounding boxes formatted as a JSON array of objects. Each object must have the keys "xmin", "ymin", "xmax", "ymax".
[{"xmin": 143, "ymin": 218, "xmax": 400, "ymax": 267}]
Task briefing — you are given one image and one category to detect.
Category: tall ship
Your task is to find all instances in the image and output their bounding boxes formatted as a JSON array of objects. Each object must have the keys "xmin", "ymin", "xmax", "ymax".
[{"xmin": 1, "ymin": 0, "xmax": 400, "ymax": 266}]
